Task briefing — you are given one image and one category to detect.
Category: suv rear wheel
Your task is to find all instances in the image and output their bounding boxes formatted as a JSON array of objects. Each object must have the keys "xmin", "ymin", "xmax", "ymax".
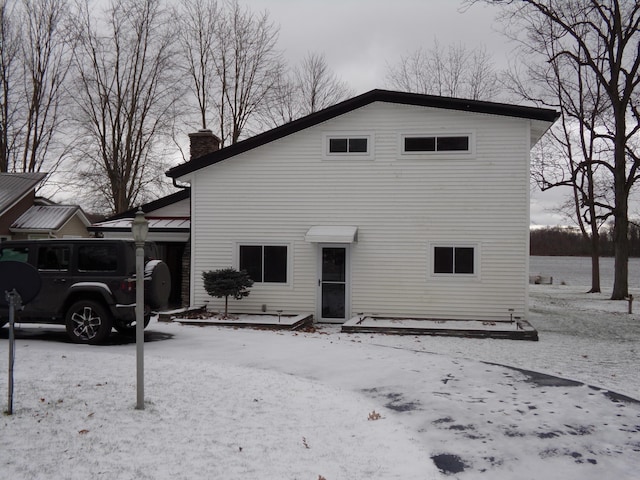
[{"xmin": 65, "ymin": 300, "xmax": 113, "ymax": 344}]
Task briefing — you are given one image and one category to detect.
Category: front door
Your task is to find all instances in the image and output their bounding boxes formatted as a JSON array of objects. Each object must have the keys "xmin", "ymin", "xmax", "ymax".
[{"xmin": 318, "ymin": 245, "xmax": 350, "ymax": 323}]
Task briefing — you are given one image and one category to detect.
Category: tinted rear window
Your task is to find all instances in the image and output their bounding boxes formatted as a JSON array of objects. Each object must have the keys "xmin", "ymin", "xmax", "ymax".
[
  {"xmin": 78, "ymin": 245, "xmax": 118, "ymax": 272},
  {"xmin": 37, "ymin": 246, "xmax": 70, "ymax": 271}
]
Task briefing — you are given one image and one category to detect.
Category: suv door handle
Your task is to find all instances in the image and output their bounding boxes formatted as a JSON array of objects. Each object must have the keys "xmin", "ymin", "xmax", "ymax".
[{"xmin": 53, "ymin": 278, "xmax": 67, "ymax": 284}]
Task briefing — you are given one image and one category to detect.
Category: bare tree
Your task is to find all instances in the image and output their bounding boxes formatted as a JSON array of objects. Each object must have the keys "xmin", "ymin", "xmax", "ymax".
[
  {"xmin": 176, "ymin": 0, "xmax": 283, "ymax": 146},
  {"xmin": 0, "ymin": 0, "xmax": 73, "ymax": 175},
  {"xmin": 466, "ymin": 0, "xmax": 640, "ymax": 299},
  {"xmin": 294, "ymin": 52, "xmax": 352, "ymax": 116},
  {"xmin": 175, "ymin": 0, "xmax": 218, "ymax": 131},
  {"xmin": 0, "ymin": 0, "xmax": 18, "ymax": 172},
  {"xmin": 510, "ymin": 16, "xmax": 613, "ymax": 293},
  {"xmin": 213, "ymin": 0, "xmax": 282, "ymax": 145},
  {"xmin": 385, "ymin": 40, "xmax": 501, "ymax": 100},
  {"xmin": 260, "ymin": 67, "xmax": 299, "ymax": 127},
  {"xmin": 69, "ymin": 0, "xmax": 180, "ymax": 214},
  {"xmin": 261, "ymin": 51, "xmax": 352, "ymax": 127}
]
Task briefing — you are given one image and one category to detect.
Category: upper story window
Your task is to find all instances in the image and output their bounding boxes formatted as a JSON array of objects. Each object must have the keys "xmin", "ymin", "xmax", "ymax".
[
  {"xmin": 402, "ymin": 134, "xmax": 472, "ymax": 155},
  {"xmin": 329, "ymin": 137, "xmax": 368, "ymax": 153},
  {"xmin": 324, "ymin": 132, "xmax": 373, "ymax": 159}
]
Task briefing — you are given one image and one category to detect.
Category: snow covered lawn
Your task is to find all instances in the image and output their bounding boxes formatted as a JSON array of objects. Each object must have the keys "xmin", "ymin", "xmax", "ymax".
[{"xmin": 2, "ymin": 257, "xmax": 640, "ymax": 479}]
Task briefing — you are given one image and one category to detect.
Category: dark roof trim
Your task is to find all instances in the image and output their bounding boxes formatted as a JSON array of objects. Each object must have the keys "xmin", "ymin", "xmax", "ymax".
[
  {"xmin": 166, "ymin": 89, "xmax": 560, "ymax": 179},
  {"xmin": 105, "ymin": 189, "xmax": 190, "ymax": 221}
]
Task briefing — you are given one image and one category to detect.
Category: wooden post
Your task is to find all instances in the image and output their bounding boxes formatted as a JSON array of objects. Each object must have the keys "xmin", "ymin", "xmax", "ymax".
[{"xmin": 628, "ymin": 294, "xmax": 634, "ymax": 314}]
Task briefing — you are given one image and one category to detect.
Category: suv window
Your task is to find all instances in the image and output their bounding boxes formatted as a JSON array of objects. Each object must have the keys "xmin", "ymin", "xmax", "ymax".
[
  {"xmin": 37, "ymin": 246, "xmax": 70, "ymax": 271},
  {"xmin": 0, "ymin": 246, "xmax": 29, "ymax": 262},
  {"xmin": 78, "ymin": 245, "xmax": 118, "ymax": 272}
]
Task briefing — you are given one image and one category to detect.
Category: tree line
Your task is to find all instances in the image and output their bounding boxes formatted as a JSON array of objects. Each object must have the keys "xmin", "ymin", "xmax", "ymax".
[
  {"xmin": 531, "ymin": 225, "xmax": 640, "ymax": 258},
  {"xmin": 0, "ymin": 0, "xmax": 355, "ymax": 213},
  {"xmin": 464, "ymin": 0, "xmax": 639, "ymax": 298},
  {"xmin": 1, "ymin": 0, "xmax": 503, "ymax": 216}
]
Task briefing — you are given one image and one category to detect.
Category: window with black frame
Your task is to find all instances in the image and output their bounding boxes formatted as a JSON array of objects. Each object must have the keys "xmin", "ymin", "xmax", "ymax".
[
  {"xmin": 403, "ymin": 134, "xmax": 470, "ymax": 153},
  {"xmin": 328, "ymin": 137, "xmax": 368, "ymax": 154},
  {"xmin": 433, "ymin": 246, "xmax": 475, "ymax": 275},
  {"xmin": 239, "ymin": 245, "xmax": 287, "ymax": 283}
]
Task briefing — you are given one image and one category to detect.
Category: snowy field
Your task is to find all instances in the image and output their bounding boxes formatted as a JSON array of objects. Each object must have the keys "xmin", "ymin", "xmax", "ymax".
[{"xmin": 1, "ymin": 256, "xmax": 640, "ymax": 479}]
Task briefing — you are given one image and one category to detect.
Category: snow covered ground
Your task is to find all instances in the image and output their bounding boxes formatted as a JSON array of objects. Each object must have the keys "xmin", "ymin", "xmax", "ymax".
[{"xmin": 1, "ymin": 256, "xmax": 639, "ymax": 479}]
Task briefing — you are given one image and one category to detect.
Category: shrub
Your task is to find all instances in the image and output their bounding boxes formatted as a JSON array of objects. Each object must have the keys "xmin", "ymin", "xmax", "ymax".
[{"xmin": 201, "ymin": 268, "xmax": 253, "ymax": 318}]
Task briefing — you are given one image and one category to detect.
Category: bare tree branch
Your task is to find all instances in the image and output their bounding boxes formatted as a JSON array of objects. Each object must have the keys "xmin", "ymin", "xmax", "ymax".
[
  {"xmin": 0, "ymin": 0, "xmax": 73, "ymax": 179},
  {"xmin": 69, "ymin": 0, "xmax": 180, "ymax": 214},
  {"xmin": 385, "ymin": 40, "xmax": 501, "ymax": 100}
]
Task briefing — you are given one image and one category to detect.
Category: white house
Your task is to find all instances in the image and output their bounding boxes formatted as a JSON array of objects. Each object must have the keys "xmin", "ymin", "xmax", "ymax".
[{"xmin": 166, "ymin": 89, "xmax": 559, "ymax": 324}]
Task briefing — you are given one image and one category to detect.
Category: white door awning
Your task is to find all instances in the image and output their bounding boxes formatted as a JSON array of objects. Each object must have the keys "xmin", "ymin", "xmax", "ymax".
[{"xmin": 304, "ymin": 226, "xmax": 358, "ymax": 243}]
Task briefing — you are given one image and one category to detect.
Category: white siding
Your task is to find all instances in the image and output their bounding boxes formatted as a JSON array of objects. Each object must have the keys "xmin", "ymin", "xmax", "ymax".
[
  {"xmin": 185, "ymin": 102, "xmax": 533, "ymax": 322},
  {"xmin": 152, "ymin": 198, "xmax": 189, "ymax": 217}
]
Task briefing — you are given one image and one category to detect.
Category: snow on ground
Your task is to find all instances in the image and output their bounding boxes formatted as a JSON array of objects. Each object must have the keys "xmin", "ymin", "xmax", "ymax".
[{"xmin": 1, "ymin": 256, "xmax": 640, "ymax": 479}]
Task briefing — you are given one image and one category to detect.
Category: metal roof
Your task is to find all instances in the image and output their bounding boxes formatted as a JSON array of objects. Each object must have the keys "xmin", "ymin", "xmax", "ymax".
[
  {"xmin": 89, "ymin": 217, "xmax": 190, "ymax": 232},
  {"xmin": 0, "ymin": 172, "xmax": 47, "ymax": 215},
  {"xmin": 10, "ymin": 205, "xmax": 89, "ymax": 231}
]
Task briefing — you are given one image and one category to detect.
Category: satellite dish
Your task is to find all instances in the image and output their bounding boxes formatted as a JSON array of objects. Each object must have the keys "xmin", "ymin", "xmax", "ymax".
[{"xmin": 0, "ymin": 261, "xmax": 42, "ymax": 306}]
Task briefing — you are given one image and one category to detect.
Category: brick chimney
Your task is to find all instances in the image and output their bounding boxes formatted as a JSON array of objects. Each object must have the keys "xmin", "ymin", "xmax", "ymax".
[{"xmin": 188, "ymin": 129, "xmax": 221, "ymax": 160}]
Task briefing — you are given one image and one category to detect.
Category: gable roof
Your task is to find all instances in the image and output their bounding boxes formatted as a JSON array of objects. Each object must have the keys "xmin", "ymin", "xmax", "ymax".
[
  {"xmin": 10, "ymin": 204, "xmax": 90, "ymax": 232},
  {"xmin": 0, "ymin": 172, "xmax": 47, "ymax": 215},
  {"xmin": 166, "ymin": 89, "xmax": 560, "ymax": 179}
]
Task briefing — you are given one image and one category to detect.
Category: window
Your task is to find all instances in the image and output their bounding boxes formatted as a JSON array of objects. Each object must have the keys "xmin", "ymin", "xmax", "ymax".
[
  {"xmin": 0, "ymin": 246, "xmax": 29, "ymax": 263},
  {"xmin": 329, "ymin": 137, "xmax": 368, "ymax": 153},
  {"xmin": 37, "ymin": 246, "xmax": 70, "ymax": 271},
  {"xmin": 78, "ymin": 245, "xmax": 118, "ymax": 272},
  {"xmin": 324, "ymin": 133, "xmax": 373, "ymax": 159},
  {"xmin": 433, "ymin": 246, "xmax": 475, "ymax": 275},
  {"xmin": 239, "ymin": 245, "xmax": 287, "ymax": 283},
  {"xmin": 403, "ymin": 134, "xmax": 470, "ymax": 154}
]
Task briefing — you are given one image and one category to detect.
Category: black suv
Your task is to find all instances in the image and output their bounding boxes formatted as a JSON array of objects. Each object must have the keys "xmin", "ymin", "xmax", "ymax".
[{"xmin": 0, "ymin": 238, "xmax": 170, "ymax": 344}]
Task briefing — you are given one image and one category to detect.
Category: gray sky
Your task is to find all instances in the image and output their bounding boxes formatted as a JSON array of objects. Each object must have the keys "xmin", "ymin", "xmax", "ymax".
[
  {"xmin": 245, "ymin": 0, "xmax": 511, "ymax": 94},
  {"xmin": 243, "ymin": 0, "xmax": 566, "ymax": 226}
]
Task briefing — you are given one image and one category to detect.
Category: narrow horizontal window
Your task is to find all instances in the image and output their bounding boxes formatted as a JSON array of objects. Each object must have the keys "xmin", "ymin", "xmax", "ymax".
[
  {"xmin": 239, "ymin": 245, "xmax": 288, "ymax": 283},
  {"xmin": 328, "ymin": 136, "xmax": 369, "ymax": 154},
  {"xmin": 434, "ymin": 246, "xmax": 475, "ymax": 275},
  {"xmin": 403, "ymin": 134, "xmax": 471, "ymax": 154}
]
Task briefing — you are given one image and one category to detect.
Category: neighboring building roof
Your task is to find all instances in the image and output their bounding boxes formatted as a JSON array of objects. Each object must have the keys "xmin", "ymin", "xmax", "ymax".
[
  {"xmin": 10, "ymin": 205, "xmax": 90, "ymax": 232},
  {"xmin": 88, "ymin": 217, "xmax": 190, "ymax": 233},
  {"xmin": 166, "ymin": 89, "xmax": 561, "ymax": 179},
  {"xmin": 103, "ymin": 189, "xmax": 190, "ymax": 221},
  {"xmin": 88, "ymin": 189, "xmax": 190, "ymax": 240},
  {"xmin": 0, "ymin": 172, "xmax": 47, "ymax": 215}
]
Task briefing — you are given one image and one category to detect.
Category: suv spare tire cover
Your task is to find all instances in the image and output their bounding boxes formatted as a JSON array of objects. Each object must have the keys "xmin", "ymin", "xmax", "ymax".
[
  {"xmin": 145, "ymin": 260, "xmax": 171, "ymax": 310},
  {"xmin": 0, "ymin": 261, "xmax": 41, "ymax": 306}
]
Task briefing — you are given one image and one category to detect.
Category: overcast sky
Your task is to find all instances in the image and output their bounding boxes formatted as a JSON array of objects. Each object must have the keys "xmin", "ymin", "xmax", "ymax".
[
  {"xmin": 244, "ymin": 0, "xmax": 511, "ymax": 94},
  {"xmin": 240, "ymin": 0, "xmax": 568, "ymax": 226}
]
